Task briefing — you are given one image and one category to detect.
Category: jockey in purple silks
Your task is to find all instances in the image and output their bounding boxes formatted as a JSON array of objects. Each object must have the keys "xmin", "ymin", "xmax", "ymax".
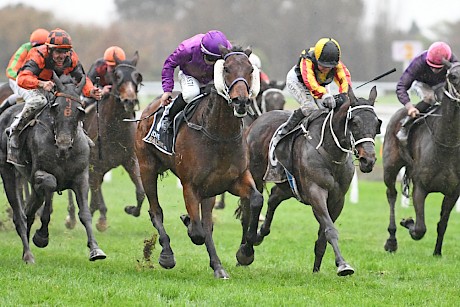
[
  {"xmin": 159, "ymin": 30, "xmax": 232, "ymax": 130},
  {"xmin": 395, "ymin": 41, "xmax": 458, "ymax": 144}
]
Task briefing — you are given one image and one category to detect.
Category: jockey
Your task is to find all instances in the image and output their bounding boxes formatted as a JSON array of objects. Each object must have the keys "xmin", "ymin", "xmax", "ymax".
[
  {"xmin": 159, "ymin": 30, "xmax": 232, "ymax": 130},
  {"xmin": 396, "ymin": 41, "xmax": 458, "ymax": 145},
  {"xmin": 84, "ymin": 46, "xmax": 127, "ymax": 105},
  {"xmin": 272, "ymin": 37, "xmax": 351, "ymax": 146},
  {"xmin": 7, "ymin": 28, "xmax": 102, "ymax": 165},
  {"xmin": 1, "ymin": 28, "xmax": 50, "ymax": 113},
  {"xmin": 249, "ymin": 53, "xmax": 270, "ymax": 85}
]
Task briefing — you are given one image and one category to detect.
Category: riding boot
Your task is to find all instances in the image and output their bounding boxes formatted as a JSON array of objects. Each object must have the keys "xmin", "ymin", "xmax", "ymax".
[
  {"xmin": 396, "ymin": 101, "xmax": 431, "ymax": 146},
  {"xmin": 162, "ymin": 94, "xmax": 187, "ymax": 131},
  {"xmin": 0, "ymin": 94, "xmax": 18, "ymax": 114},
  {"xmin": 6, "ymin": 114, "xmax": 29, "ymax": 165},
  {"xmin": 271, "ymin": 108, "xmax": 305, "ymax": 147}
]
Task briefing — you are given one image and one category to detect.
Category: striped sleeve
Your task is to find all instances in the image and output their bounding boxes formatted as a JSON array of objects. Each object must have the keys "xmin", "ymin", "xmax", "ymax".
[
  {"xmin": 299, "ymin": 57, "xmax": 327, "ymax": 98},
  {"xmin": 334, "ymin": 61, "xmax": 350, "ymax": 93}
]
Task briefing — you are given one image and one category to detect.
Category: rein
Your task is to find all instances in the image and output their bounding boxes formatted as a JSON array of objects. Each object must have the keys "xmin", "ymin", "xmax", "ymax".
[{"xmin": 316, "ymin": 105, "xmax": 377, "ymax": 158}]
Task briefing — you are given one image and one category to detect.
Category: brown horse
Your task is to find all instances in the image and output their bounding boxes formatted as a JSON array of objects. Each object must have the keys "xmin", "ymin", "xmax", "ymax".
[
  {"xmin": 65, "ymin": 52, "xmax": 144, "ymax": 231},
  {"xmin": 383, "ymin": 60, "xmax": 460, "ymax": 256},
  {"xmin": 135, "ymin": 46, "xmax": 264, "ymax": 279},
  {"xmin": 238, "ymin": 86, "xmax": 381, "ymax": 275}
]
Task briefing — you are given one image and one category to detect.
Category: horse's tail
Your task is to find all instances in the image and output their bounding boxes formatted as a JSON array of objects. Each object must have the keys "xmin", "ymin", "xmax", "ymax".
[
  {"xmin": 401, "ymin": 170, "xmax": 411, "ymax": 199},
  {"xmin": 234, "ymin": 199, "xmax": 243, "ymax": 220}
]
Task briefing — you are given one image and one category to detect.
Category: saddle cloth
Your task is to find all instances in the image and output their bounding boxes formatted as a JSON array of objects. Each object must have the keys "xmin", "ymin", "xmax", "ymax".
[{"xmin": 142, "ymin": 94, "xmax": 204, "ymax": 155}]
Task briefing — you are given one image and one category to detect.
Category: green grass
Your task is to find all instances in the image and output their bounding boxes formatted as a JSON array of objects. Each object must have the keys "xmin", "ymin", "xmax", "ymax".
[{"xmin": 1, "ymin": 167, "xmax": 459, "ymax": 306}]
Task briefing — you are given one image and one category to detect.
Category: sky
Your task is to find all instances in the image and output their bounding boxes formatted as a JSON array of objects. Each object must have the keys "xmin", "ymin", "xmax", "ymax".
[{"xmin": 1, "ymin": 0, "xmax": 460, "ymax": 36}]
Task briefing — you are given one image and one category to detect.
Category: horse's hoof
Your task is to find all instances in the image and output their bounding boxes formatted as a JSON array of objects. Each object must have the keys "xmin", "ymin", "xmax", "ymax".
[
  {"xmin": 32, "ymin": 232, "xmax": 49, "ymax": 248},
  {"xmin": 96, "ymin": 219, "xmax": 108, "ymax": 232},
  {"xmin": 180, "ymin": 214, "xmax": 190, "ymax": 227},
  {"xmin": 214, "ymin": 201, "xmax": 225, "ymax": 210},
  {"xmin": 384, "ymin": 239, "xmax": 398, "ymax": 253},
  {"xmin": 236, "ymin": 244, "xmax": 254, "ymax": 266},
  {"xmin": 400, "ymin": 218, "xmax": 414, "ymax": 229},
  {"xmin": 337, "ymin": 263, "xmax": 355, "ymax": 276},
  {"xmin": 159, "ymin": 252, "xmax": 176, "ymax": 269},
  {"xmin": 23, "ymin": 251, "xmax": 35, "ymax": 264},
  {"xmin": 214, "ymin": 268, "xmax": 230, "ymax": 279},
  {"xmin": 124, "ymin": 206, "xmax": 140, "ymax": 217},
  {"xmin": 89, "ymin": 248, "xmax": 107, "ymax": 261},
  {"xmin": 64, "ymin": 216, "xmax": 76, "ymax": 230}
]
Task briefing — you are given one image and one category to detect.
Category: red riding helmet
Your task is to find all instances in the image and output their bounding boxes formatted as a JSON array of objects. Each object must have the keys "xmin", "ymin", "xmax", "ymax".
[
  {"xmin": 46, "ymin": 28, "xmax": 72, "ymax": 49},
  {"xmin": 29, "ymin": 28, "xmax": 49, "ymax": 47},
  {"xmin": 104, "ymin": 46, "xmax": 126, "ymax": 65},
  {"xmin": 426, "ymin": 42, "xmax": 452, "ymax": 68},
  {"xmin": 200, "ymin": 30, "xmax": 231, "ymax": 57}
]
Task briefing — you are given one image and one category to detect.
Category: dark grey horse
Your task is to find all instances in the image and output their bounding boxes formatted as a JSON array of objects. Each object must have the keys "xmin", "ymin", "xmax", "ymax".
[
  {"xmin": 0, "ymin": 73, "xmax": 106, "ymax": 263},
  {"xmin": 237, "ymin": 86, "xmax": 381, "ymax": 275},
  {"xmin": 65, "ymin": 52, "xmax": 144, "ymax": 232},
  {"xmin": 383, "ymin": 60, "xmax": 460, "ymax": 256}
]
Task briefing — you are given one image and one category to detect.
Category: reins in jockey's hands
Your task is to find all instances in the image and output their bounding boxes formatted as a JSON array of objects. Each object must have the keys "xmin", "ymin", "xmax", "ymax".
[{"xmin": 160, "ymin": 92, "xmax": 173, "ymax": 106}]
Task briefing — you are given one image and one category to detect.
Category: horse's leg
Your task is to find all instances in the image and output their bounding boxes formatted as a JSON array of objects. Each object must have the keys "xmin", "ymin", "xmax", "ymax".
[
  {"xmin": 234, "ymin": 171, "xmax": 264, "ymax": 266},
  {"xmin": 32, "ymin": 193, "xmax": 53, "ymax": 248},
  {"xmin": 256, "ymin": 184, "xmax": 292, "ymax": 245},
  {"xmin": 88, "ymin": 171, "xmax": 107, "ymax": 232},
  {"xmin": 400, "ymin": 184, "xmax": 427, "ymax": 240},
  {"xmin": 200, "ymin": 197, "xmax": 229, "ymax": 279},
  {"xmin": 65, "ymin": 190, "xmax": 77, "ymax": 229},
  {"xmin": 73, "ymin": 177, "xmax": 106, "ymax": 261},
  {"xmin": 122, "ymin": 159, "xmax": 145, "ymax": 217},
  {"xmin": 309, "ymin": 188, "xmax": 353, "ymax": 276},
  {"xmin": 433, "ymin": 194, "xmax": 458, "ymax": 256},
  {"xmin": 181, "ymin": 183, "xmax": 206, "ymax": 245},
  {"xmin": 0, "ymin": 168, "xmax": 34, "ymax": 263},
  {"xmin": 384, "ymin": 166, "xmax": 399, "ymax": 252},
  {"xmin": 214, "ymin": 193, "xmax": 226, "ymax": 209}
]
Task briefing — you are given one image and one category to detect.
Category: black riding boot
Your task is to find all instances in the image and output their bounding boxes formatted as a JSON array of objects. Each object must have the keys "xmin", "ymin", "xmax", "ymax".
[
  {"xmin": 7, "ymin": 115, "xmax": 30, "ymax": 165},
  {"xmin": 271, "ymin": 108, "xmax": 305, "ymax": 147},
  {"xmin": 0, "ymin": 94, "xmax": 18, "ymax": 114},
  {"xmin": 162, "ymin": 94, "xmax": 187, "ymax": 131},
  {"xmin": 396, "ymin": 101, "xmax": 431, "ymax": 145}
]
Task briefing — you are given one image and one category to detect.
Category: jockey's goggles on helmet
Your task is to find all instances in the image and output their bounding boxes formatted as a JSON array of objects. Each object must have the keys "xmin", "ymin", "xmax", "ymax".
[{"xmin": 204, "ymin": 54, "xmax": 221, "ymax": 62}]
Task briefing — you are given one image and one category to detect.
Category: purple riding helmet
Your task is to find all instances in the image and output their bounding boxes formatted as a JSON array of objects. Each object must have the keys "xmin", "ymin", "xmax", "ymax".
[{"xmin": 200, "ymin": 30, "xmax": 231, "ymax": 58}]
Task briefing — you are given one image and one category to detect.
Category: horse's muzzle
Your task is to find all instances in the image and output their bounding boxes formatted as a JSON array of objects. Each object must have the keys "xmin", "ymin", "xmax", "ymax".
[
  {"xmin": 231, "ymin": 97, "xmax": 250, "ymax": 118},
  {"xmin": 356, "ymin": 142, "xmax": 376, "ymax": 173},
  {"xmin": 55, "ymin": 134, "xmax": 73, "ymax": 159}
]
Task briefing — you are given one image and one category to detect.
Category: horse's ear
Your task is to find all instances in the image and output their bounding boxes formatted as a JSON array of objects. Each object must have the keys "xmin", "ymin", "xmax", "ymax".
[
  {"xmin": 244, "ymin": 48, "xmax": 252, "ymax": 57},
  {"xmin": 348, "ymin": 86, "xmax": 357, "ymax": 105},
  {"xmin": 369, "ymin": 86, "xmax": 377, "ymax": 104},
  {"xmin": 131, "ymin": 51, "xmax": 139, "ymax": 66},
  {"xmin": 113, "ymin": 51, "xmax": 121, "ymax": 65},
  {"xmin": 53, "ymin": 71, "xmax": 64, "ymax": 91},
  {"xmin": 442, "ymin": 58, "xmax": 452, "ymax": 69},
  {"xmin": 219, "ymin": 44, "xmax": 229, "ymax": 57}
]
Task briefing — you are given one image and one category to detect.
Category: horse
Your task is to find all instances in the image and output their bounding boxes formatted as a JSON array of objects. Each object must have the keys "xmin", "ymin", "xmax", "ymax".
[
  {"xmin": 135, "ymin": 46, "xmax": 264, "ymax": 279},
  {"xmin": 0, "ymin": 72, "xmax": 106, "ymax": 263},
  {"xmin": 0, "ymin": 82, "xmax": 13, "ymax": 105},
  {"xmin": 383, "ymin": 59, "xmax": 460, "ymax": 256},
  {"xmin": 215, "ymin": 80, "xmax": 286, "ymax": 209},
  {"xmin": 237, "ymin": 86, "xmax": 381, "ymax": 276},
  {"xmin": 64, "ymin": 51, "xmax": 145, "ymax": 232}
]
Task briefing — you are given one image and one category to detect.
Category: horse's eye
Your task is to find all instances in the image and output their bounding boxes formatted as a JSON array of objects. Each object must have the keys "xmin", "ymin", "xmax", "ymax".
[{"xmin": 223, "ymin": 66, "xmax": 229, "ymax": 73}]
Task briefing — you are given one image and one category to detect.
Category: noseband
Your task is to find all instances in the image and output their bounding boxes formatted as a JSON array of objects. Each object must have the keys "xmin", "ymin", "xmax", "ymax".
[{"xmin": 219, "ymin": 52, "xmax": 251, "ymax": 103}]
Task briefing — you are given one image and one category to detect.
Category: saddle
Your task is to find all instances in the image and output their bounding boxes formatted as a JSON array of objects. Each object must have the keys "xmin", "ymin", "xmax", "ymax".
[
  {"xmin": 143, "ymin": 93, "xmax": 207, "ymax": 155},
  {"xmin": 265, "ymin": 109, "xmax": 327, "ymax": 183}
]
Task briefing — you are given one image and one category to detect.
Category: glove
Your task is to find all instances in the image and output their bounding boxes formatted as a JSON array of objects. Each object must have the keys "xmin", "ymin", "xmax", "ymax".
[{"xmin": 322, "ymin": 93, "xmax": 336, "ymax": 109}]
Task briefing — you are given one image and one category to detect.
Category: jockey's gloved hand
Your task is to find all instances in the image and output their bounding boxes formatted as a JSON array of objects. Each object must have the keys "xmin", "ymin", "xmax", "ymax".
[{"xmin": 322, "ymin": 93, "xmax": 336, "ymax": 109}]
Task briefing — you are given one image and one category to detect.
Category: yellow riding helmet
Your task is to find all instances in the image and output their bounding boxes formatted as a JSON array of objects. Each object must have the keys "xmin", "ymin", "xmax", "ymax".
[
  {"xmin": 104, "ymin": 46, "xmax": 126, "ymax": 65},
  {"xmin": 314, "ymin": 38, "xmax": 341, "ymax": 68}
]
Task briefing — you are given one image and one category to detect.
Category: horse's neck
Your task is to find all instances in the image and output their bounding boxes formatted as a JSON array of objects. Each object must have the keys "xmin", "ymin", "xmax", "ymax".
[
  {"xmin": 319, "ymin": 109, "xmax": 350, "ymax": 158},
  {"xmin": 200, "ymin": 93, "xmax": 242, "ymax": 138},
  {"xmin": 435, "ymin": 98, "xmax": 460, "ymax": 147}
]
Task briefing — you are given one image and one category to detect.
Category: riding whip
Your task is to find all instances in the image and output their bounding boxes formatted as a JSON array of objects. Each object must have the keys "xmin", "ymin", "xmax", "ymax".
[
  {"xmin": 356, "ymin": 68, "xmax": 396, "ymax": 89},
  {"xmin": 95, "ymin": 77, "xmax": 103, "ymax": 160}
]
